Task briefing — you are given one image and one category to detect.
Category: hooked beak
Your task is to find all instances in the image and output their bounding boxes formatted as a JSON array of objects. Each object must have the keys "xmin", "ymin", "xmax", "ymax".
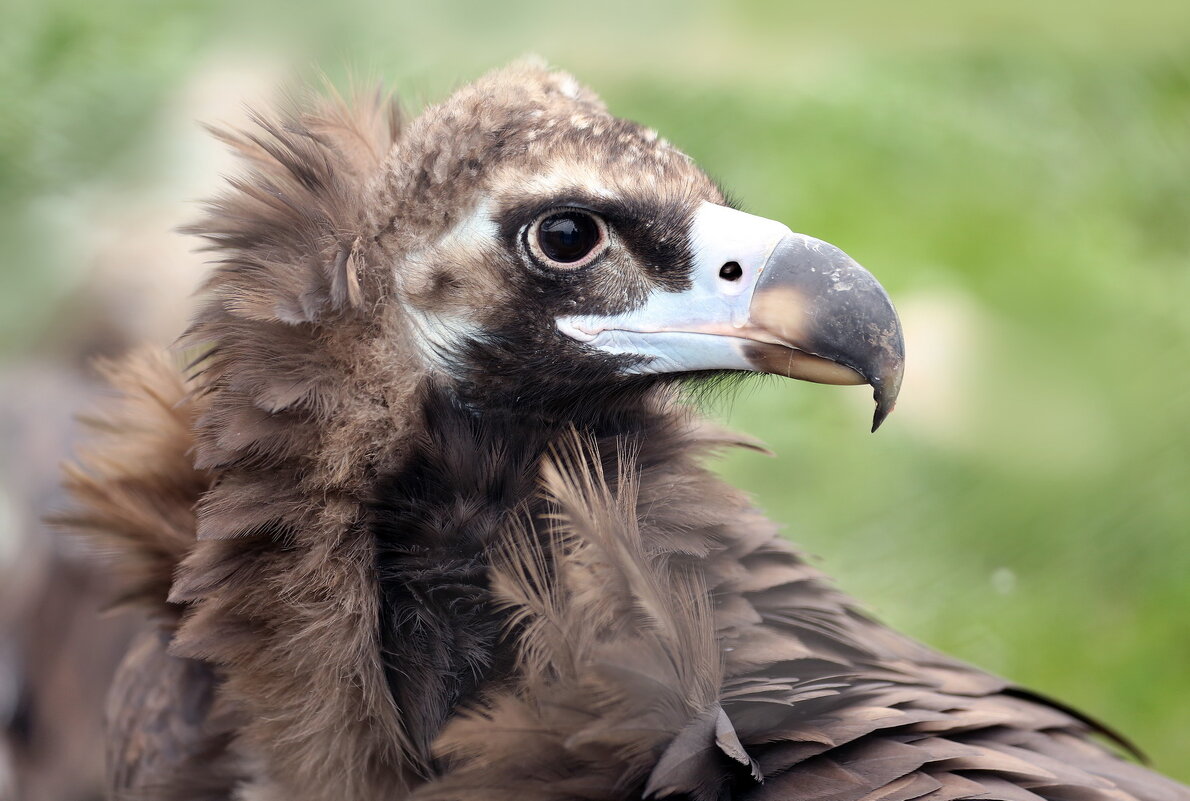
[{"xmin": 557, "ymin": 202, "xmax": 905, "ymax": 431}]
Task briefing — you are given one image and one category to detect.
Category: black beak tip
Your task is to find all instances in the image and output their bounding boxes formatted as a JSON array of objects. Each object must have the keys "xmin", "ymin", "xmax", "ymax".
[
  {"xmin": 871, "ymin": 403, "xmax": 892, "ymax": 433},
  {"xmin": 866, "ymin": 357, "xmax": 899, "ymax": 430},
  {"xmin": 868, "ymin": 371, "xmax": 902, "ymax": 433}
]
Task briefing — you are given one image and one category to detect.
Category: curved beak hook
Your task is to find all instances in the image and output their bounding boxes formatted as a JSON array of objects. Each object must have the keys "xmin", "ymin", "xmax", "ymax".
[{"xmin": 746, "ymin": 234, "xmax": 905, "ymax": 431}]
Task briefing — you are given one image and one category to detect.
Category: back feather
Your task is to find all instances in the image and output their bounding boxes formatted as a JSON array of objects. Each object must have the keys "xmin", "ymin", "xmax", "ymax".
[{"xmin": 57, "ymin": 350, "xmax": 208, "ymax": 616}]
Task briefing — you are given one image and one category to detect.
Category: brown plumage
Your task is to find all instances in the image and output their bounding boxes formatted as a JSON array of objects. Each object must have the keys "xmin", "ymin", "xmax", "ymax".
[{"xmin": 61, "ymin": 60, "xmax": 1188, "ymax": 801}]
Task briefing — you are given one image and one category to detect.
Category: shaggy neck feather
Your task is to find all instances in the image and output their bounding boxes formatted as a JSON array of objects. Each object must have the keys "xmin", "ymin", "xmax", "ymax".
[{"xmin": 369, "ymin": 381, "xmax": 680, "ymax": 771}]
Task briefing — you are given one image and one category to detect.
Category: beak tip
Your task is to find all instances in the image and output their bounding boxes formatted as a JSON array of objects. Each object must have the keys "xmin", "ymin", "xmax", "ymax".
[{"xmin": 868, "ymin": 372, "xmax": 902, "ymax": 433}]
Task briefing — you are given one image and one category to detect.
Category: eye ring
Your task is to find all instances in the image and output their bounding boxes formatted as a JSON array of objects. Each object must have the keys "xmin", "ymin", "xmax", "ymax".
[{"xmin": 525, "ymin": 208, "xmax": 608, "ymax": 270}]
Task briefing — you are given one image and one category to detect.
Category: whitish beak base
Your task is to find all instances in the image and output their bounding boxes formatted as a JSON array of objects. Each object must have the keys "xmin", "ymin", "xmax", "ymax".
[{"xmin": 557, "ymin": 202, "xmax": 905, "ymax": 431}]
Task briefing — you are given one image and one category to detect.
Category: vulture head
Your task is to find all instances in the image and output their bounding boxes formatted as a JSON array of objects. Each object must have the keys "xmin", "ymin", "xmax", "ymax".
[
  {"xmin": 200, "ymin": 60, "xmax": 903, "ymax": 441},
  {"xmin": 393, "ymin": 65, "xmax": 904, "ymax": 426}
]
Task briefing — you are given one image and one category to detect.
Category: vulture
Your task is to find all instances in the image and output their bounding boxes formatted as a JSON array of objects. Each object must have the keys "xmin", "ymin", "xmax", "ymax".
[{"xmin": 60, "ymin": 60, "xmax": 1188, "ymax": 801}]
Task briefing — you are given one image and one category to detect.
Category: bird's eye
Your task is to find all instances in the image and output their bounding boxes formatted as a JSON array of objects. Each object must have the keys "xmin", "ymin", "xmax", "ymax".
[{"xmin": 528, "ymin": 209, "xmax": 607, "ymax": 269}]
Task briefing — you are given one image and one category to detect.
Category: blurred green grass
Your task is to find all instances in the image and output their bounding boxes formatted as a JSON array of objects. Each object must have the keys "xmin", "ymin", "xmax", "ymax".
[{"xmin": 2, "ymin": 0, "xmax": 1187, "ymax": 780}]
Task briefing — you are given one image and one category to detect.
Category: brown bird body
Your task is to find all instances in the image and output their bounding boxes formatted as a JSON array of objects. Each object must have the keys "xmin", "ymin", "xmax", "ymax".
[{"xmin": 61, "ymin": 61, "xmax": 1189, "ymax": 801}]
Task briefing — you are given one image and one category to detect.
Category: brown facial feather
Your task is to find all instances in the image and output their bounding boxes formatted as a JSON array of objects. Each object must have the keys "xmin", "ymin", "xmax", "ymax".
[{"xmin": 57, "ymin": 61, "xmax": 1189, "ymax": 801}]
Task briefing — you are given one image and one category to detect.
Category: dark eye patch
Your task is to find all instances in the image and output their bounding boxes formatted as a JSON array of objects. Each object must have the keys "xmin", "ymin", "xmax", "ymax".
[
  {"xmin": 597, "ymin": 196, "xmax": 693, "ymax": 291},
  {"xmin": 497, "ymin": 189, "xmax": 695, "ymax": 291}
]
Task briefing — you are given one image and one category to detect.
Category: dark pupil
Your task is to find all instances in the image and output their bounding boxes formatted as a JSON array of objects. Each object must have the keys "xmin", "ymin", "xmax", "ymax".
[{"xmin": 538, "ymin": 212, "xmax": 599, "ymax": 263}]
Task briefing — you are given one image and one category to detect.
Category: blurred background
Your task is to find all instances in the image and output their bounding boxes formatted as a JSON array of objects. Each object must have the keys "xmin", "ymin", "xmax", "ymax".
[{"xmin": 1, "ymin": 0, "xmax": 1188, "ymax": 796}]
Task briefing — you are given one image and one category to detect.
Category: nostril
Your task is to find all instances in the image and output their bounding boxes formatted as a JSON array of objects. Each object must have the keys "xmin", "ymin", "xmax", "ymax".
[{"xmin": 719, "ymin": 261, "xmax": 743, "ymax": 281}]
